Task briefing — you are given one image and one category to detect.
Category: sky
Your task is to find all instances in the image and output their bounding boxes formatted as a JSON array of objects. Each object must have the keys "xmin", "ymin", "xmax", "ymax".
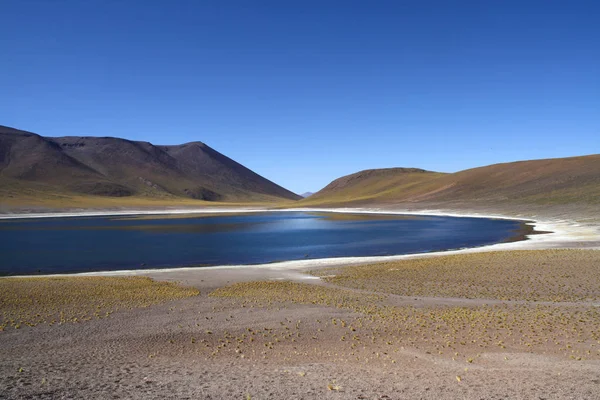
[{"xmin": 1, "ymin": 1, "xmax": 598, "ymax": 194}]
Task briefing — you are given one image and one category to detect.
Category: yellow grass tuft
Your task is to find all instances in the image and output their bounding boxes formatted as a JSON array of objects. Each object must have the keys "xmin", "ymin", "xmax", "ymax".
[
  {"xmin": 210, "ymin": 281, "xmax": 383, "ymax": 312},
  {"xmin": 313, "ymin": 250, "xmax": 600, "ymax": 302},
  {"xmin": 209, "ymin": 272, "xmax": 600, "ymax": 361},
  {"xmin": 0, "ymin": 276, "xmax": 199, "ymax": 330}
]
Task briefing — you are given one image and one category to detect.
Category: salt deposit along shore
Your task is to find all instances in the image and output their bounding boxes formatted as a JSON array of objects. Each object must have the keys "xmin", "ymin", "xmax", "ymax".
[{"xmin": 2, "ymin": 207, "xmax": 600, "ymax": 399}]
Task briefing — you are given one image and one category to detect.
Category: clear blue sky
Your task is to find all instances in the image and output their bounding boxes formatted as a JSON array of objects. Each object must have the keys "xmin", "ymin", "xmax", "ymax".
[{"xmin": 2, "ymin": 1, "xmax": 598, "ymax": 194}]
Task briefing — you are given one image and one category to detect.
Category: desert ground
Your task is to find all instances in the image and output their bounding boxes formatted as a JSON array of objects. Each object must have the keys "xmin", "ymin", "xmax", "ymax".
[{"xmin": 2, "ymin": 207, "xmax": 600, "ymax": 399}]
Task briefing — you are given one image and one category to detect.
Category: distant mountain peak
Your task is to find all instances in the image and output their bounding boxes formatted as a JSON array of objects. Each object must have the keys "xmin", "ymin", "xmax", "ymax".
[{"xmin": 0, "ymin": 124, "xmax": 301, "ymax": 203}]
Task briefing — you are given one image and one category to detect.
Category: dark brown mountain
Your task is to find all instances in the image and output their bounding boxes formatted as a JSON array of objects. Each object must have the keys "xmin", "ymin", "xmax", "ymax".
[{"xmin": 0, "ymin": 125, "xmax": 300, "ymax": 203}]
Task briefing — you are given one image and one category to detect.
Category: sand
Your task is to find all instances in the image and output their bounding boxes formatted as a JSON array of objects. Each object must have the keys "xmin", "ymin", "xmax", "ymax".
[{"xmin": 2, "ymin": 207, "xmax": 600, "ymax": 399}]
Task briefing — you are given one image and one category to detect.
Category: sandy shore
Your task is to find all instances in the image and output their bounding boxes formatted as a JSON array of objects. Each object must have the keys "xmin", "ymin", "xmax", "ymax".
[{"xmin": 2, "ymin": 207, "xmax": 600, "ymax": 399}]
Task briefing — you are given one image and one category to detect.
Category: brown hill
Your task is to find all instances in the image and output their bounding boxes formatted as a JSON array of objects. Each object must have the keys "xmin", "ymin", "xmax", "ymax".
[
  {"xmin": 0, "ymin": 125, "xmax": 300, "ymax": 206},
  {"xmin": 299, "ymin": 156, "xmax": 600, "ymax": 209},
  {"xmin": 413, "ymin": 155, "xmax": 600, "ymax": 205},
  {"xmin": 301, "ymin": 168, "xmax": 446, "ymax": 206}
]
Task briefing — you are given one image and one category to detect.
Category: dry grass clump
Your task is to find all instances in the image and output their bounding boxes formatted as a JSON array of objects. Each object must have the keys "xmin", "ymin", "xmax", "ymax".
[
  {"xmin": 0, "ymin": 276, "xmax": 199, "ymax": 330},
  {"xmin": 210, "ymin": 281, "xmax": 382, "ymax": 313},
  {"xmin": 371, "ymin": 303, "xmax": 600, "ymax": 359},
  {"xmin": 314, "ymin": 250, "xmax": 600, "ymax": 302},
  {"xmin": 209, "ymin": 280, "xmax": 600, "ymax": 361}
]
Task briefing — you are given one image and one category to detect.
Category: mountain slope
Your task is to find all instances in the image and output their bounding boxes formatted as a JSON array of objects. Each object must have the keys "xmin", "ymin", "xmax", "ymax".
[
  {"xmin": 158, "ymin": 141, "xmax": 299, "ymax": 200},
  {"xmin": 299, "ymin": 156, "xmax": 600, "ymax": 208},
  {"xmin": 413, "ymin": 155, "xmax": 600, "ymax": 205},
  {"xmin": 0, "ymin": 125, "xmax": 300, "ymax": 205},
  {"xmin": 299, "ymin": 168, "xmax": 447, "ymax": 206}
]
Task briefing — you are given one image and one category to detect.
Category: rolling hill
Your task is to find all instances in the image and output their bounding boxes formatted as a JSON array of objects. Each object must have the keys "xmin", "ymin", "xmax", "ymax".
[
  {"xmin": 299, "ymin": 156, "xmax": 600, "ymax": 211},
  {"xmin": 0, "ymin": 125, "xmax": 301, "ymax": 207},
  {"xmin": 301, "ymin": 168, "xmax": 447, "ymax": 206}
]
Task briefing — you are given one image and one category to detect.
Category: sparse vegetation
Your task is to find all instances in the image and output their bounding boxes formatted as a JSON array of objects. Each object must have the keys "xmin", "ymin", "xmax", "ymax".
[
  {"xmin": 3, "ymin": 251, "xmax": 599, "ymax": 399},
  {"xmin": 314, "ymin": 250, "xmax": 600, "ymax": 302},
  {"xmin": 210, "ymin": 281, "xmax": 383, "ymax": 311},
  {"xmin": 209, "ymin": 256, "xmax": 600, "ymax": 362},
  {"xmin": 0, "ymin": 276, "xmax": 199, "ymax": 330}
]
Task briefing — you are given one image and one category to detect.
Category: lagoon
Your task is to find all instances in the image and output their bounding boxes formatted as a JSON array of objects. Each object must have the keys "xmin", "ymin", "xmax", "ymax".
[{"xmin": 0, "ymin": 211, "xmax": 525, "ymax": 275}]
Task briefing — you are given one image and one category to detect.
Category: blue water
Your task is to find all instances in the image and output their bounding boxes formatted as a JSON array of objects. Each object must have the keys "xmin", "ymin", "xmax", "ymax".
[{"xmin": 0, "ymin": 212, "xmax": 524, "ymax": 275}]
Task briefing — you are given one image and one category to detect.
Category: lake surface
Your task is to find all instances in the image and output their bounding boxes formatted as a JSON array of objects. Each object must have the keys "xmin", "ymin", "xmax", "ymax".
[{"xmin": 0, "ymin": 212, "xmax": 525, "ymax": 275}]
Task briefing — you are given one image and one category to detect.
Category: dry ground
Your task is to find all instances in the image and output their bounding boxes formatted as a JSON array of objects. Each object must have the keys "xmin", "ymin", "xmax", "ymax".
[
  {"xmin": 2, "ymin": 250, "xmax": 600, "ymax": 399},
  {"xmin": 314, "ymin": 250, "xmax": 600, "ymax": 302}
]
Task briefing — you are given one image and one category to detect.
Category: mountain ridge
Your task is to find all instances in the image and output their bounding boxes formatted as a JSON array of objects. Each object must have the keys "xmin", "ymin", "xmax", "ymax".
[
  {"xmin": 3, "ymin": 124, "xmax": 599, "ymax": 213},
  {"xmin": 0, "ymin": 125, "xmax": 301, "ymax": 204}
]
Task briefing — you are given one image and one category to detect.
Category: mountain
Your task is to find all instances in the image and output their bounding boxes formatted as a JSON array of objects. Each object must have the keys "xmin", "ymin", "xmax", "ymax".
[
  {"xmin": 298, "ymin": 156, "xmax": 600, "ymax": 211},
  {"xmin": 0, "ymin": 125, "xmax": 301, "ymax": 206},
  {"xmin": 300, "ymin": 192, "xmax": 314, "ymax": 198},
  {"xmin": 3, "ymin": 124, "xmax": 598, "ymax": 214},
  {"xmin": 300, "ymin": 168, "xmax": 446, "ymax": 206}
]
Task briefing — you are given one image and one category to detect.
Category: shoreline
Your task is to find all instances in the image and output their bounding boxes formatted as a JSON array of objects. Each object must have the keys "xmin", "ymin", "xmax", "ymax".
[
  {"xmin": 0, "ymin": 205, "xmax": 571, "ymax": 221},
  {"xmin": 3, "ymin": 207, "xmax": 599, "ymax": 279},
  {"xmin": 3, "ymin": 209, "xmax": 600, "ymax": 399}
]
